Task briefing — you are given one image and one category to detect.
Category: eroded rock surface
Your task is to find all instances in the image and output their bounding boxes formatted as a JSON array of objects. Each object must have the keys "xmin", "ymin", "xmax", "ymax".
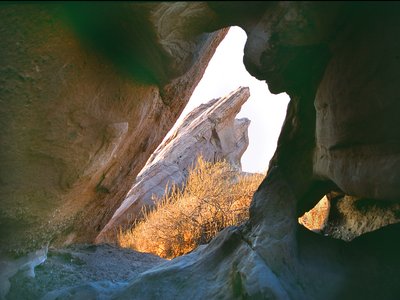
[
  {"xmin": 112, "ymin": 2, "xmax": 400, "ymax": 299},
  {"xmin": 2, "ymin": 1, "xmax": 400, "ymax": 299},
  {"xmin": 5, "ymin": 244, "xmax": 164, "ymax": 299},
  {"xmin": 97, "ymin": 87, "xmax": 250, "ymax": 242},
  {"xmin": 0, "ymin": 2, "xmax": 227, "ymax": 254},
  {"xmin": 300, "ymin": 192, "xmax": 400, "ymax": 241},
  {"xmin": 313, "ymin": 6, "xmax": 400, "ymax": 200}
]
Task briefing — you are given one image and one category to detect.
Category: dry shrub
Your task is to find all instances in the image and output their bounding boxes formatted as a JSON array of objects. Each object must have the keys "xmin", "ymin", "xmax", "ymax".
[{"xmin": 118, "ymin": 157, "xmax": 264, "ymax": 259}]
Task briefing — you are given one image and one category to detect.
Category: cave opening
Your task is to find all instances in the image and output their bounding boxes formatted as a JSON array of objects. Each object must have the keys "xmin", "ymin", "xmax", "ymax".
[
  {"xmin": 115, "ymin": 26, "xmax": 290, "ymax": 259},
  {"xmin": 165, "ymin": 26, "xmax": 290, "ymax": 174}
]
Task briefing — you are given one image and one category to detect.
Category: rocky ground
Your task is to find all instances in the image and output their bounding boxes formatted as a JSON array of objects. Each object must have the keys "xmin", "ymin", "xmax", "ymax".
[{"xmin": 5, "ymin": 244, "xmax": 164, "ymax": 299}]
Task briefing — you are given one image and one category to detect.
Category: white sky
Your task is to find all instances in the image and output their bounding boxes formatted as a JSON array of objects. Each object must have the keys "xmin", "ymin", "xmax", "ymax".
[{"xmin": 169, "ymin": 26, "xmax": 290, "ymax": 173}]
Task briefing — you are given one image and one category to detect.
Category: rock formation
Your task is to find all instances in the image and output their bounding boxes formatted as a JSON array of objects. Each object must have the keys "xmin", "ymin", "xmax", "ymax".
[
  {"xmin": 301, "ymin": 193, "xmax": 400, "ymax": 241},
  {"xmin": 0, "ymin": 2, "xmax": 227, "ymax": 254},
  {"xmin": 3, "ymin": 1, "xmax": 400, "ymax": 299},
  {"xmin": 97, "ymin": 86, "xmax": 250, "ymax": 243},
  {"xmin": 113, "ymin": 3, "xmax": 400, "ymax": 299},
  {"xmin": 5, "ymin": 244, "xmax": 164, "ymax": 299}
]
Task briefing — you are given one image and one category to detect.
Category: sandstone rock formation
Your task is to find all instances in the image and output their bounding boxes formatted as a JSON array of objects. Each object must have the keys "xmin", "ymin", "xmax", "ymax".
[
  {"xmin": 3, "ymin": 1, "xmax": 400, "ymax": 299},
  {"xmin": 113, "ymin": 3, "xmax": 400, "ymax": 299},
  {"xmin": 0, "ymin": 2, "xmax": 227, "ymax": 254},
  {"xmin": 97, "ymin": 86, "xmax": 250, "ymax": 242},
  {"xmin": 324, "ymin": 196, "xmax": 400, "ymax": 241},
  {"xmin": 301, "ymin": 193, "xmax": 400, "ymax": 241}
]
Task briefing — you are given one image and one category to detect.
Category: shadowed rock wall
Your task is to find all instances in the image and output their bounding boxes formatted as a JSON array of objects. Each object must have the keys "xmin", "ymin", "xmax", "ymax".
[{"xmin": 0, "ymin": 2, "xmax": 227, "ymax": 254}]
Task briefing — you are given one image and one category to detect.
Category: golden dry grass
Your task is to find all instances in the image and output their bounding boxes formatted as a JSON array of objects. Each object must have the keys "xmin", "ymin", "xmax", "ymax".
[{"xmin": 118, "ymin": 157, "xmax": 264, "ymax": 259}]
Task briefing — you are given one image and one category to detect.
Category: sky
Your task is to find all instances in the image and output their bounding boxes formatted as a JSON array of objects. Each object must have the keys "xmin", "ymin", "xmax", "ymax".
[{"xmin": 168, "ymin": 26, "xmax": 290, "ymax": 173}]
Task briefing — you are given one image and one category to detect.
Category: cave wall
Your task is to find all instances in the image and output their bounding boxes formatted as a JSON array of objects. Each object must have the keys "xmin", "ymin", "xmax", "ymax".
[
  {"xmin": 114, "ymin": 2, "xmax": 400, "ymax": 299},
  {"xmin": 313, "ymin": 5, "xmax": 400, "ymax": 201},
  {"xmin": 0, "ymin": 2, "xmax": 227, "ymax": 254}
]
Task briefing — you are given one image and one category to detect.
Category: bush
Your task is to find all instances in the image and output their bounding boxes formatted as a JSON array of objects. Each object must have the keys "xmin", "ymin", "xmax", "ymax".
[{"xmin": 118, "ymin": 156, "xmax": 264, "ymax": 259}]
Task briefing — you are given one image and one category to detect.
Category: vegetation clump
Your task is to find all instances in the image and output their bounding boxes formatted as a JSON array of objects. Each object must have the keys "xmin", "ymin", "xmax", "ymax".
[{"xmin": 118, "ymin": 157, "xmax": 264, "ymax": 259}]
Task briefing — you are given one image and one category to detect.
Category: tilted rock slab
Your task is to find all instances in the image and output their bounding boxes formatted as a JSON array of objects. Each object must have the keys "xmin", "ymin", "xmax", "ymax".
[{"xmin": 97, "ymin": 86, "xmax": 250, "ymax": 242}]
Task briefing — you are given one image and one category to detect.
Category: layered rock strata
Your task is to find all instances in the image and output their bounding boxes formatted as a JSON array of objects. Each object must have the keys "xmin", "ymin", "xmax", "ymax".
[{"xmin": 97, "ymin": 86, "xmax": 250, "ymax": 242}]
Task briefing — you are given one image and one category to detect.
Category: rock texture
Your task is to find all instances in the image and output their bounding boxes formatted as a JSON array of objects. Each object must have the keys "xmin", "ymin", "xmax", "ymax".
[
  {"xmin": 312, "ymin": 7, "xmax": 400, "ymax": 200},
  {"xmin": 305, "ymin": 193, "xmax": 400, "ymax": 241},
  {"xmin": 324, "ymin": 196, "xmax": 400, "ymax": 241},
  {"xmin": 0, "ymin": 2, "xmax": 227, "ymax": 254},
  {"xmin": 113, "ymin": 2, "xmax": 400, "ymax": 299},
  {"xmin": 97, "ymin": 87, "xmax": 250, "ymax": 242},
  {"xmin": 5, "ymin": 244, "xmax": 164, "ymax": 299},
  {"xmin": 3, "ymin": 1, "xmax": 400, "ymax": 299}
]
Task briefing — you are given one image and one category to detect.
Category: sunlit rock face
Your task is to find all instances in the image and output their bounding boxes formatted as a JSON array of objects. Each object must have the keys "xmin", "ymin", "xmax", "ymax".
[
  {"xmin": 97, "ymin": 87, "xmax": 250, "ymax": 243},
  {"xmin": 0, "ymin": 2, "xmax": 227, "ymax": 254}
]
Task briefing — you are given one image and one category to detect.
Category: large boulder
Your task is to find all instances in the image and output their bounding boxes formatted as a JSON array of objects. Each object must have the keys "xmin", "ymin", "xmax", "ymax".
[{"xmin": 97, "ymin": 86, "xmax": 250, "ymax": 242}]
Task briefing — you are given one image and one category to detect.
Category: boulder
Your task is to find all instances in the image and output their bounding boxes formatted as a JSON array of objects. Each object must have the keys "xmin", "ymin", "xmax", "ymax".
[{"xmin": 96, "ymin": 87, "xmax": 250, "ymax": 242}]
